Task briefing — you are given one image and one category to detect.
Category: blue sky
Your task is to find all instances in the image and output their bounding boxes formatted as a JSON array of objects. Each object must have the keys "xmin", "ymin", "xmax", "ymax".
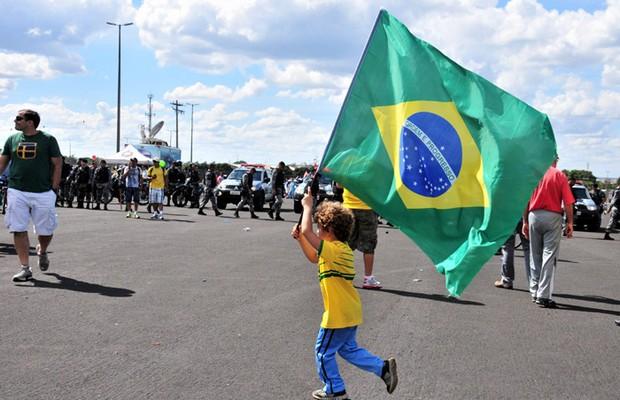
[{"xmin": 1, "ymin": 0, "xmax": 619, "ymax": 178}]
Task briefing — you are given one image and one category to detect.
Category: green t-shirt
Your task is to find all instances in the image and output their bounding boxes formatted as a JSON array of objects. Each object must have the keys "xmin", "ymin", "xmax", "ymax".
[{"xmin": 2, "ymin": 131, "xmax": 61, "ymax": 193}]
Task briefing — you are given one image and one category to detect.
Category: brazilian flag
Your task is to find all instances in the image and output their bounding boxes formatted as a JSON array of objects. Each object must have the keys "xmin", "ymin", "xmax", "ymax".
[{"xmin": 320, "ymin": 9, "xmax": 556, "ymax": 296}]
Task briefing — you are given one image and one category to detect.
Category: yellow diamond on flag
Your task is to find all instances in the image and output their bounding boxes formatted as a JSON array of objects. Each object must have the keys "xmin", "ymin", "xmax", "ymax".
[{"xmin": 372, "ymin": 100, "xmax": 488, "ymax": 209}]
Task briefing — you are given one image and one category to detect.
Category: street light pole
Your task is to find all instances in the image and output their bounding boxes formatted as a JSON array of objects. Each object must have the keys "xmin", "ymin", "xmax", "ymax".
[
  {"xmin": 106, "ymin": 21, "xmax": 133, "ymax": 152},
  {"xmin": 188, "ymin": 103, "xmax": 198, "ymax": 163}
]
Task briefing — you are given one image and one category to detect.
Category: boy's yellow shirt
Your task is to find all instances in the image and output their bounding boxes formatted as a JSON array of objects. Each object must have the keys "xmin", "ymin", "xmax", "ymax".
[{"xmin": 317, "ymin": 239, "xmax": 363, "ymax": 329}]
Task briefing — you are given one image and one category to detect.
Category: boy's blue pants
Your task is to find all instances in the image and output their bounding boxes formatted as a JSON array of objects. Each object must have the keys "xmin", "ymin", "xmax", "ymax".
[{"xmin": 315, "ymin": 326, "xmax": 384, "ymax": 394}]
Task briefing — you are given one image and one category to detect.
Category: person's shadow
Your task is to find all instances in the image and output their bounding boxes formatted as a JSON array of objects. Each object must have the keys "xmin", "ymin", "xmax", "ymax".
[{"xmin": 15, "ymin": 273, "xmax": 135, "ymax": 297}]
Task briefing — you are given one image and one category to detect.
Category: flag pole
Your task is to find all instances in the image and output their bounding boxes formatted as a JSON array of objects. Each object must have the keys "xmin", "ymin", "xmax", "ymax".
[{"xmin": 318, "ymin": 9, "xmax": 385, "ymax": 170}]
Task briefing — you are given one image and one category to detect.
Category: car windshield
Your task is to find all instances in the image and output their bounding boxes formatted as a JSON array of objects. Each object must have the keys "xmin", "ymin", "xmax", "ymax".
[
  {"xmin": 304, "ymin": 175, "xmax": 332, "ymax": 185},
  {"xmin": 572, "ymin": 187, "xmax": 590, "ymax": 200},
  {"xmin": 228, "ymin": 168, "xmax": 263, "ymax": 181}
]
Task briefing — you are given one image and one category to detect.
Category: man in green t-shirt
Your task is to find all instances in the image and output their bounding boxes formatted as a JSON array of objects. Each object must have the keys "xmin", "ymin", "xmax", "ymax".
[{"xmin": 0, "ymin": 109, "xmax": 62, "ymax": 282}]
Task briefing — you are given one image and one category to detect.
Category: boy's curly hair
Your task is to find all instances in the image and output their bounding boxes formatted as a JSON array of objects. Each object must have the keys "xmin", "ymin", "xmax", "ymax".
[{"xmin": 314, "ymin": 201, "xmax": 354, "ymax": 243}]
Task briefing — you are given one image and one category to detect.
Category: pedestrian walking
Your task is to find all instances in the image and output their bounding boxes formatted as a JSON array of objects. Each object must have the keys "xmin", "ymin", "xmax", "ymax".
[
  {"xmin": 494, "ymin": 220, "xmax": 530, "ymax": 289},
  {"xmin": 198, "ymin": 167, "xmax": 222, "ymax": 216},
  {"xmin": 234, "ymin": 167, "xmax": 258, "ymax": 219},
  {"xmin": 0, "ymin": 109, "xmax": 62, "ymax": 282},
  {"xmin": 343, "ymin": 188, "xmax": 382, "ymax": 289},
  {"xmin": 268, "ymin": 161, "xmax": 286, "ymax": 221},
  {"xmin": 522, "ymin": 157, "xmax": 575, "ymax": 308},
  {"xmin": 291, "ymin": 195, "xmax": 398, "ymax": 399},
  {"xmin": 603, "ymin": 185, "xmax": 619, "ymax": 240}
]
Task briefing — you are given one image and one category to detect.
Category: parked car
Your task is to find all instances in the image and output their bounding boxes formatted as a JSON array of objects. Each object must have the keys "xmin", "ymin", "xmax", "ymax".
[
  {"xmin": 293, "ymin": 175, "xmax": 335, "ymax": 214},
  {"xmin": 215, "ymin": 165, "xmax": 273, "ymax": 210},
  {"xmin": 571, "ymin": 184, "xmax": 601, "ymax": 231}
]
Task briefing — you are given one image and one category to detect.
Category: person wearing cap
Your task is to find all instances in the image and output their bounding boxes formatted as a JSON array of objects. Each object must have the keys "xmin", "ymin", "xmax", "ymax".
[
  {"xmin": 147, "ymin": 159, "xmax": 167, "ymax": 220},
  {"xmin": 234, "ymin": 167, "xmax": 259, "ymax": 219},
  {"xmin": 522, "ymin": 156, "xmax": 575, "ymax": 308},
  {"xmin": 122, "ymin": 157, "xmax": 143, "ymax": 218}
]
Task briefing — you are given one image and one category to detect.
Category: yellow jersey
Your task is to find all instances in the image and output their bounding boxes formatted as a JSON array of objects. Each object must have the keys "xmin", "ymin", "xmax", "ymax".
[
  {"xmin": 343, "ymin": 188, "xmax": 371, "ymax": 210},
  {"xmin": 147, "ymin": 166, "xmax": 166, "ymax": 189},
  {"xmin": 317, "ymin": 240, "xmax": 363, "ymax": 329}
]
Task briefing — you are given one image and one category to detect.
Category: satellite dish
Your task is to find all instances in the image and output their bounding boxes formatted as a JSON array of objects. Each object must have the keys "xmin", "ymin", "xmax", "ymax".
[{"xmin": 149, "ymin": 121, "xmax": 164, "ymax": 138}]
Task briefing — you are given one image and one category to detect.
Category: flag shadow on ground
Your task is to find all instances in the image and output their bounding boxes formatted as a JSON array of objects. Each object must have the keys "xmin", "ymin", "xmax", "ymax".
[
  {"xmin": 15, "ymin": 273, "xmax": 135, "ymax": 297},
  {"xmin": 359, "ymin": 287, "xmax": 484, "ymax": 306}
]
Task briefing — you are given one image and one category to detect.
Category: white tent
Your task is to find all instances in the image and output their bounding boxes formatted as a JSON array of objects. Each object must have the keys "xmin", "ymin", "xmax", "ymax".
[{"xmin": 101, "ymin": 144, "xmax": 153, "ymax": 165}]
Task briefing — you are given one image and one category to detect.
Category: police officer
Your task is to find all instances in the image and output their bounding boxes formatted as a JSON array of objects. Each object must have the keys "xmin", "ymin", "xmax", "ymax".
[
  {"xmin": 188, "ymin": 163, "xmax": 201, "ymax": 208},
  {"xmin": 74, "ymin": 158, "xmax": 91, "ymax": 209},
  {"xmin": 93, "ymin": 159, "xmax": 111, "ymax": 210},
  {"xmin": 234, "ymin": 167, "xmax": 258, "ymax": 219},
  {"xmin": 267, "ymin": 161, "xmax": 286, "ymax": 221},
  {"xmin": 198, "ymin": 167, "xmax": 222, "ymax": 216},
  {"xmin": 590, "ymin": 183, "xmax": 606, "ymax": 215},
  {"xmin": 604, "ymin": 185, "xmax": 620, "ymax": 240},
  {"xmin": 166, "ymin": 161, "xmax": 185, "ymax": 206},
  {"xmin": 58, "ymin": 156, "xmax": 73, "ymax": 207}
]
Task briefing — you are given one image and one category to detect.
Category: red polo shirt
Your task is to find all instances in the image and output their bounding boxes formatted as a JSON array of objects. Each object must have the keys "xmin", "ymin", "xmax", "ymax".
[{"xmin": 527, "ymin": 167, "xmax": 575, "ymax": 214}]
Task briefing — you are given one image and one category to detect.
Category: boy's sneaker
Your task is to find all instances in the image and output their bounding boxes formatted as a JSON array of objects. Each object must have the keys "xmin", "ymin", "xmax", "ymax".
[
  {"xmin": 363, "ymin": 275, "xmax": 382, "ymax": 289},
  {"xmin": 150, "ymin": 213, "xmax": 158, "ymax": 220},
  {"xmin": 381, "ymin": 357, "xmax": 398, "ymax": 394},
  {"xmin": 311, "ymin": 389, "xmax": 350, "ymax": 399},
  {"xmin": 133, "ymin": 212, "xmax": 140, "ymax": 219},
  {"xmin": 12, "ymin": 266, "xmax": 33, "ymax": 282},
  {"xmin": 157, "ymin": 214, "xmax": 164, "ymax": 220},
  {"xmin": 126, "ymin": 212, "xmax": 132, "ymax": 218},
  {"xmin": 36, "ymin": 245, "xmax": 49, "ymax": 271}
]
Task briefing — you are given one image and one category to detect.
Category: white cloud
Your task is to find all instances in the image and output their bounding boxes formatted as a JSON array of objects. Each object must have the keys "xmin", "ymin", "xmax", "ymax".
[
  {"xmin": 163, "ymin": 78, "xmax": 267, "ymax": 103},
  {"xmin": 0, "ymin": 0, "xmax": 136, "ymax": 95},
  {"xmin": 0, "ymin": 79, "xmax": 16, "ymax": 97}
]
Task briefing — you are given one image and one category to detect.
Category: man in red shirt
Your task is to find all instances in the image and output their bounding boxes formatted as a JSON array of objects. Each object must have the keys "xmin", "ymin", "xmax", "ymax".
[{"xmin": 522, "ymin": 157, "xmax": 575, "ymax": 308}]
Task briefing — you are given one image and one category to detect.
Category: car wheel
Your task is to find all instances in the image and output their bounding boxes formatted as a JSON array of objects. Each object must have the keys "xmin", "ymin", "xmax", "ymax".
[{"xmin": 173, "ymin": 191, "xmax": 188, "ymax": 207}]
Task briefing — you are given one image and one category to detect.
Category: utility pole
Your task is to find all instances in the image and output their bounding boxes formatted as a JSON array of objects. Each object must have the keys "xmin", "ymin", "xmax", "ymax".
[
  {"xmin": 170, "ymin": 100, "xmax": 184, "ymax": 148},
  {"xmin": 106, "ymin": 21, "xmax": 133, "ymax": 152},
  {"xmin": 145, "ymin": 94, "xmax": 154, "ymax": 134},
  {"xmin": 188, "ymin": 103, "xmax": 198, "ymax": 163}
]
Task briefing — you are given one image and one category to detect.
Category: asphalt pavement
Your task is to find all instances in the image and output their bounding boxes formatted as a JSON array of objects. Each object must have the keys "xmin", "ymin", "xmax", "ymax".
[{"xmin": 0, "ymin": 200, "xmax": 618, "ymax": 400}]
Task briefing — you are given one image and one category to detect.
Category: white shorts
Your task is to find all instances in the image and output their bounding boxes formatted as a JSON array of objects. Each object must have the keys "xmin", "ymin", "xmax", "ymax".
[
  {"xmin": 5, "ymin": 188, "xmax": 58, "ymax": 235},
  {"xmin": 149, "ymin": 188, "xmax": 165, "ymax": 204}
]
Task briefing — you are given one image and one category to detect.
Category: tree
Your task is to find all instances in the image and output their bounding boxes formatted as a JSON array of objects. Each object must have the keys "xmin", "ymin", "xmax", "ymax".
[{"xmin": 562, "ymin": 169, "xmax": 597, "ymax": 186}]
